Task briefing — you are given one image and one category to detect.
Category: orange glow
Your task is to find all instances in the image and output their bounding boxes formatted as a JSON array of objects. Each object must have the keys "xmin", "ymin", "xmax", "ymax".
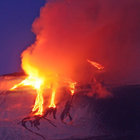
[
  {"xmin": 64, "ymin": 79, "xmax": 76, "ymax": 95},
  {"xmin": 10, "ymin": 52, "xmax": 45, "ymax": 115},
  {"xmin": 10, "ymin": 75, "xmax": 44, "ymax": 115},
  {"xmin": 69, "ymin": 81, "xmax": 76, "ymax": 95},
  {"xmin": 49, "ymin": 89, "xmax": 56, "ymax": 108},
  {"xmin": 32, "ymin": 88, "xmax": 43, "ymax": 115},
  {"xmin": 10, "ymin": 76, "xmax": 43, "ymax": 90},
  {"xmin": 87, "ymin": 59, "xmax": 104, "ymax": 70}
]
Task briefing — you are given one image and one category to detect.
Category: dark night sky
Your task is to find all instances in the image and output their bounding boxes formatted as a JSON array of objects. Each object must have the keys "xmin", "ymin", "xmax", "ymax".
[{"xmin": 0, "ymin": 0, "xmax": 46, "ymax": 75}]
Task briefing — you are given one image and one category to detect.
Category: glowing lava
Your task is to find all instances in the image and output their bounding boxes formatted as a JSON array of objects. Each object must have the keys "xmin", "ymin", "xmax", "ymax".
[
  {"xmin": 69, "ymin": 81, "xmax": 76, "ymax": 95},
  {"xmin": 49, "ymin": 89, "xmax": 56, "ymax": 108},
  {"xmin": 10, "ymin": 76, "xmax": 43, "ymax": 90},
  {"xmin": 64, "ymin": 79, "xmax": 76, "ymax": 95},
  {"xmin": 32, "ymin": 88, "xmax": 44, "ymax": 115},
  {"xmin": 87, "ymin": 59, "xmax": 104, "ymax": 70},
  {"xmin": 10, "ymin": 75, "xmax": 44, "ymax": 115},
  {"xmin": 10, "ymin": 52, "xmax": 77, "ymax": 117}
]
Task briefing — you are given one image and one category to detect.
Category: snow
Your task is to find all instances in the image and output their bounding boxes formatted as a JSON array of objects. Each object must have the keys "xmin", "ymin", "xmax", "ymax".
[
  {"xmin": 0, "ymin": 76, "xmax": 106, "ymax": 140},
  {"xmin": 0, "ymin": 75, "xmax": 139, "ymax": 139},
  {"xmin": 0, "ymin": 76, "xmax": 24, "ymax": 91}
]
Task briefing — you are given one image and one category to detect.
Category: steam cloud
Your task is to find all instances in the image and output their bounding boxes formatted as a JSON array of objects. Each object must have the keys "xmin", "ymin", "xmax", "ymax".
[{"xmin": 21, "ymin": 0, "xmax": 140, "ymax": 85}]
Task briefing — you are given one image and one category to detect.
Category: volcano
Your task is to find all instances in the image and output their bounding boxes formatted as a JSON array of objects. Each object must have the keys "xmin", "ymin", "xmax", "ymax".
[
  {"xmin": 0, "ymin": 72, "xmax": 140, "ymax": 140},
  {"xmin": 1, "ymin": 0, "xmax": 140, "ymax": 139}
]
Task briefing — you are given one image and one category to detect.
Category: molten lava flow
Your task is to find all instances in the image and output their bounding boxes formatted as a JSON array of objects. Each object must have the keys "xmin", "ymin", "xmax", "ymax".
[
  {"xmin": 69, "ymin": 81, "xmax": 76, "ymax": 95},
  {"xmin": 64, "ymin": 79, "xmax": 76, "ymax": 95},
  {"xmin": 10, "ymin": 76, "xmax": 43, "ymax": 90},
  {"xmin": 49, "ymin": 89, "xmax": 56, "ymax": 108},
  {"xmin": 32, "ymin": 88, "xmax": 44, "ymax": 115},
  {"xmin": 87, "ymin": 59, "xmax": 104, "ymax": 70},
  {"xmin": 10, "ymin": 76, "xmax": 44, "ymax": 115}
]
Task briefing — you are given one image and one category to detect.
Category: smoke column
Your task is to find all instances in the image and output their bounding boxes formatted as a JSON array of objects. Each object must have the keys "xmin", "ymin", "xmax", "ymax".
[{"xmin": 21, "ymin": 0, "xmax": 140, "ymax": 85}]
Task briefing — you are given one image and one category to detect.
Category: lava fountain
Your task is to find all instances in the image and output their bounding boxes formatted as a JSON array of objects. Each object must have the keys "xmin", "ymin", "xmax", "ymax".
[{"xmin": 10, "ymin": 66, "xmax": 45, "ymax": 115}]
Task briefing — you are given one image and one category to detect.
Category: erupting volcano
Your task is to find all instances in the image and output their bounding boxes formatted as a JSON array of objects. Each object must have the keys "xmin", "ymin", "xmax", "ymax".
[
  {"xmin": 0, "ymin": 0, "xmax": 140, "ymax": 139},
  {"xmin": 8, "ymin": 55, "xmax": 80, "ymax": 139}
]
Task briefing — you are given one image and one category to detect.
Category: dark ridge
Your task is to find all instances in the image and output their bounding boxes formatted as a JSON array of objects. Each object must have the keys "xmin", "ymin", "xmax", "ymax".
[{"xmin": 1, "ymin": 71, "xmax": 28, "ymax": 77}]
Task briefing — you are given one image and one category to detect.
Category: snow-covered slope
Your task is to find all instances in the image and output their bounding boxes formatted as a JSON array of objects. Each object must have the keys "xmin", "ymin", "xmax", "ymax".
[
  {"xmin": 0, "ymin": 75, "xmax": 107, "ymax": 140},
  {"xmin": 0, "ymin": 75, "xmax": 140, "ymax": 140}
]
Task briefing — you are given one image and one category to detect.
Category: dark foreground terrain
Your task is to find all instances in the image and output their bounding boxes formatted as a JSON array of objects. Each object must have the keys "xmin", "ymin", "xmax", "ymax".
[
  {"xmin": 73, "ymin": 84, "xmax": 140, "ymax": 140},
  {"xmin": 0, "ymin": 73, "xmax": 140, "ymax": 140}
]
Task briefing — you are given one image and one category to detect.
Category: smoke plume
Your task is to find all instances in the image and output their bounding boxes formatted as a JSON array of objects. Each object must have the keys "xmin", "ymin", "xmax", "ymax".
[{"xmin": 21, "ymin": 0, "xmax": 140, "ymax": 85}]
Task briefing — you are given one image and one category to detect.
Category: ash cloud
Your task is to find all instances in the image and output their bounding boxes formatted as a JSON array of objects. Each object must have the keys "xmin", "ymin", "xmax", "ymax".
[{"xmin": 21, "ymin": 0, "xmax": 140, "ymax": 85}]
